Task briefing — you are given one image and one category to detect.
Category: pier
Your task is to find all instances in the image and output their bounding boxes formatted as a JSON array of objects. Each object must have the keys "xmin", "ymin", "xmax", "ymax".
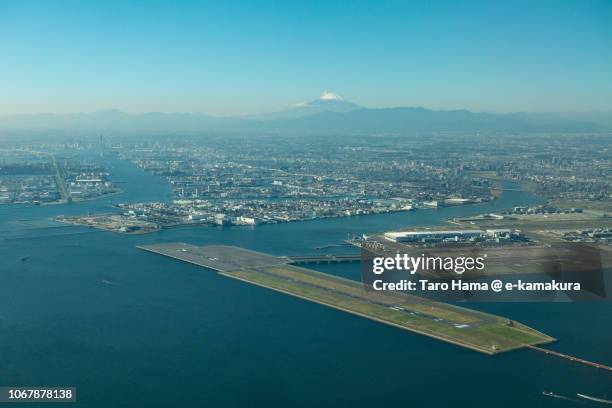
[{"xmin": 526, "ymin": 345, "xmax": 612, "ymax": 372}]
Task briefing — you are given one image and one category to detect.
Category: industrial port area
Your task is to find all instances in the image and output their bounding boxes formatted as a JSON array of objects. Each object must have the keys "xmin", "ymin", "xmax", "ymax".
[{"xmin": 0, "ymin": 149, "xmax": 121, "ymax": 205}]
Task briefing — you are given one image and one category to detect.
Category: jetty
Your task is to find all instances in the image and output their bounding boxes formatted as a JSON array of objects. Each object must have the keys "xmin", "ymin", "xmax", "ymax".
[{"xmin": 526, "ymin": 344, "xmax": 612, "ymax": 372}]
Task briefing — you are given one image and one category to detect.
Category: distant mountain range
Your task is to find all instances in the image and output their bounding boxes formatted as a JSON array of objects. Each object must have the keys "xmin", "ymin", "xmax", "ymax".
[
  {"xmin": 1, "ymin": 93, "xmax": 611, "ymax": 135},
  {"xmin": 257, "ymin": 107, "xmax": 612, "ymax": 134}
]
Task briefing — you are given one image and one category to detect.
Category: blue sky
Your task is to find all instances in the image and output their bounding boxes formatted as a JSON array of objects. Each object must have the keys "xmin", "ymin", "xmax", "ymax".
[{"xmin": 1, "ymin": 0, "xmax": 611, "ymax": 115}]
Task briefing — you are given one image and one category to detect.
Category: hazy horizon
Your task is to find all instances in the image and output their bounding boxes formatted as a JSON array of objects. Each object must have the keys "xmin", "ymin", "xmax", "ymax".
[{"xmin": 2, "ymin": 91, "xmax": 612, "ymax": 118}]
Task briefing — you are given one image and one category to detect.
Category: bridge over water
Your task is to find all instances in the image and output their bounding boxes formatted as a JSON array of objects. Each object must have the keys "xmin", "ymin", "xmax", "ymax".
[{"xmin": 285, "ymin": 254, "xmax": 361, "ymax": 264}]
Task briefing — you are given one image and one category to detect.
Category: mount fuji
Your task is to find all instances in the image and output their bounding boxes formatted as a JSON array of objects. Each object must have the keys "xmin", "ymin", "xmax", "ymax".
[{"xmin": 248, "ymin": 91, "xmax": 362, "ymax": 121}]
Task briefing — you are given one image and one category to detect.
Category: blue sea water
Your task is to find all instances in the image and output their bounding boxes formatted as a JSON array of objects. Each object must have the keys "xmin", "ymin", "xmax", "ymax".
[{"xmin": 0, "ymin": 155, "xmax": 610, "ymax": 407}]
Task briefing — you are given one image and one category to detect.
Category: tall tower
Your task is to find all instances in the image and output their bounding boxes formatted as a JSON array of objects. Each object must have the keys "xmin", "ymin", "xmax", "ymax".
[{"xmin": 99, "ymin": 134, "xmax": 105, "ymax": 157}]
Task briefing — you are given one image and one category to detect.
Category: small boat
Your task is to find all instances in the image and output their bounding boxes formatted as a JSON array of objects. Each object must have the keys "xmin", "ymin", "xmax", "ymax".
[
  {"xmin": 20, "ymin": 256, "xmax": 30, "ymax": 262},
  {"xmin": 577, "ymin": 393, "xmax": 612, "ymax": 404}
]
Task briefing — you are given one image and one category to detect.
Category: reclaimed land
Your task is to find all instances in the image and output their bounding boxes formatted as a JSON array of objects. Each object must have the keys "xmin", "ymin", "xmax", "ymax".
[{"xmin": 138, "ymin": 243, "xmax": 555, "ymax": 355}]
